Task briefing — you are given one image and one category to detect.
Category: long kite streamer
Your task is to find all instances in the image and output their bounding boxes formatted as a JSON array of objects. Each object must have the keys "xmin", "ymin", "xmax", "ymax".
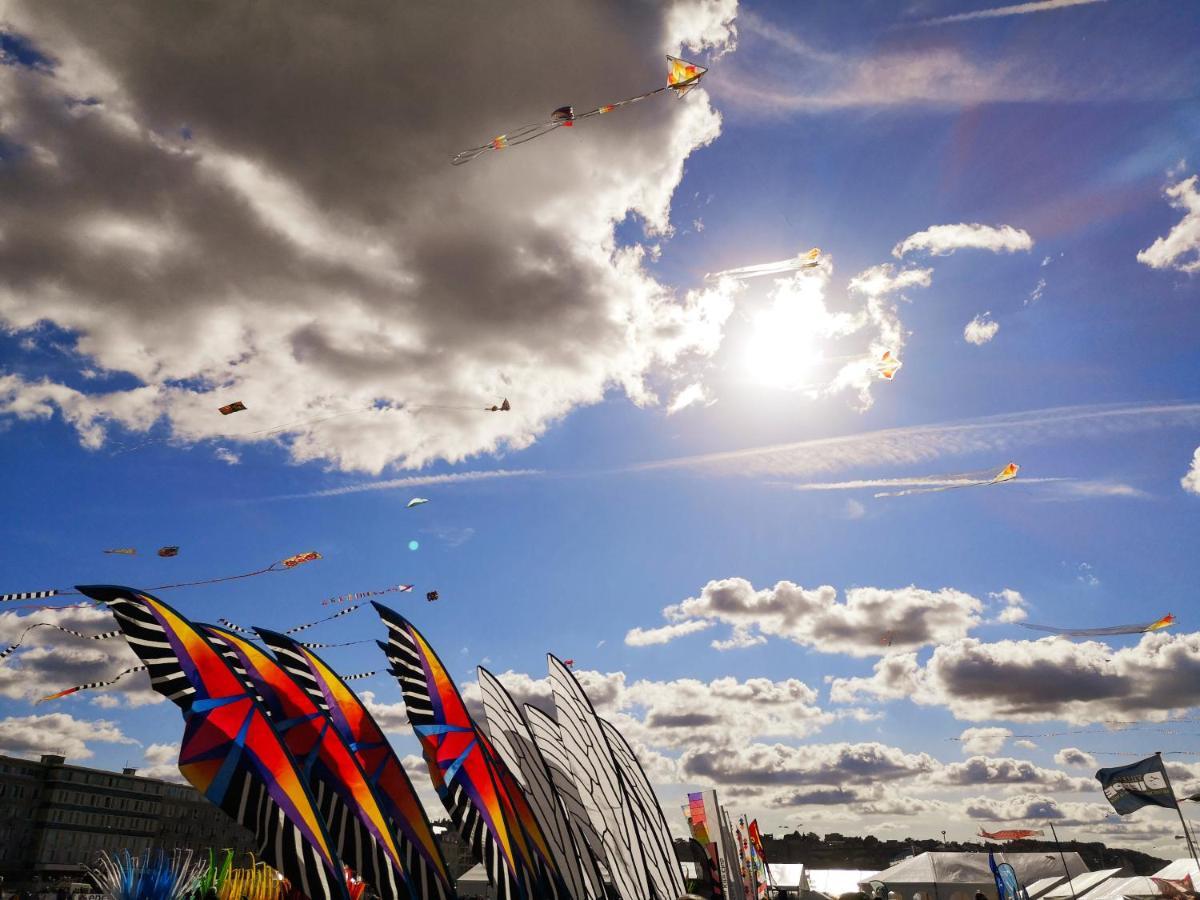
[
  {"xmin": 705, "ymin": 248, "xmax": 821, "ymax": 282},
  {"xmin": 978, "ymin": 828, "xmax": 1045, "ymax": 841},
  {"xmin": 202, "ymin": 625, "xmax": 412, "ymax": 900},
  {"xmin": 373, "ymin": 603, "xmax": 553, "ymax": 900},
  {"xmin": 324, "ymin": 586, "xmax": 413, "ymax": 607},
  {"xmin": 1, "ymin": 622, "xmax": 120, "ymax": 661},
  {"xmin": 3, "ymin": 552, "xmax": 320, "ymax": 606},
  {"xmin": 257, "ymin": 629, "xmax": 452, "ymax": 900},
  {"xmin": 452, "ymin": 56, "xmax": 707, "ymax": 165},
  {"xmin": 74, "ymin": 585, "xmax": 350, "ymax": 900},
  {"xmin": 219, "ymin": 603, "xmax": 364, "ymax": 639},
  {"xmin": 1020, "ymin": 613, "xmax": 1175, "ymax": 638},
  {"xmin": 37, "ymin": 664, "xmax": 148, "ymax": 704},
  {"xmin": 874, "ymin": 462, "xmax": 1019, "ymax": 498}
]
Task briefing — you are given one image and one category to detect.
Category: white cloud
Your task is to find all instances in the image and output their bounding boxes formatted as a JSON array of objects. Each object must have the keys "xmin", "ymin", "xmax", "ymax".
[
  {"xmin": 1137, "ymin": 175, "xmax": 1200, "ymax": 274},
  {"xmin": 0, "ymin": 1, "xmax": 739, "ymax": 474},
  {"xmin": 139, "ymin": 742, "xmax": 186, "ymax": 783},
  {"xmin": 1028, "ymin": 277, "xmax": 1046, "ymax": 305},
  {"xmin": 964, "ymin": 312, "xmax": 1000, "ymax": 345},
  {"xmin": 624, "ymin": 619, "xmax": 714, "ymax": 647},
  {"xmin": 266, "ymin": 468, "xmax": 539, "ymax": 501},
  {"xmin": 213, "ymin": 446, "xmax": 240, "ymax": 465},
  {"xmin": 830, "ymin": 632, "xmax": 1200, "ymax": 725},
  {"xmin": 1076, "ymin": 562, "xmax": 1099, "ymax": 587},
  {"xmin": 991, "ymin": 588, "xmax": 1028, "ymax": 624},
  {"xmin": 1015, "ymin": 739, "xmax": 1037, "ymax": 750},
  {"xmin": 893, "ymin": 224, "xmax": 1033, "ymax": 258},
  {"xmin": 922, "ymin": 0, "xmax": 1106, "ymax": 26},
  {"xmin": 630, "ymin": 578, "xmax": 982, "ymax": 657},
  {"xmin": 1182, "ymin": 447, "xmax": 1200, "ymax": 495},
  {"xmin": 1055, "ymin": 747, "xmax": 1097, "ymax": 769},
  {"xmin": 0, "ymin": 712, "xmax": 137, "ymax": 761},
  {"xmin": 958, "ymin": 727, "xmax": 1011, "ymax": 755},
  {"xmin": 667, "ymin": 382, "xmax": 714, "ymax": 415},
  {"xmin": 935, "ymin": 755, "xmax": 1092, "ymax": 792}
]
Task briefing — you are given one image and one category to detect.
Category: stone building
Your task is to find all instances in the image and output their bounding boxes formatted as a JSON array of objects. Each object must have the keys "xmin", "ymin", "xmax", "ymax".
[{"xmin": 0, "ymin": 753, "xmax": 253, "ymax": 888}]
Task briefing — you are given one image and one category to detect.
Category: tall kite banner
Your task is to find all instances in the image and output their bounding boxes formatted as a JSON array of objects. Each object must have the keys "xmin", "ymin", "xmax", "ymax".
[
  {"xmin": 75, "ymin": 585, "xmax": 348, "ymax": 900},
  {"xmin": 257, "ymin": 630, "xmax": 453, "ymax": 900},
  {"xmin": 372, "ymin": 603, "xmax": 552, "ymax": 900}
]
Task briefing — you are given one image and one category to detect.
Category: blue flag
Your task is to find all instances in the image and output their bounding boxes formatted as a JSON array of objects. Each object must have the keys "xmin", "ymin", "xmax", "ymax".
[
  {"xmin": 1096, "ymin": 754, "xmax": 1178, "ymax": 814},
  {"xmin": 990, "ymin": 851, "xmax": 1024, "ymax": 900}
]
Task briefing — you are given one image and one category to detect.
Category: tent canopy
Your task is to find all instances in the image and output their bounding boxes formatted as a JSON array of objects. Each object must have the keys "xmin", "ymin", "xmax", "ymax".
[
  {"xmin": 1026, "ymin": 875, "xmax": 1065, "ymax": 898},
  {"xmin": 1085, "ymin": 876, "xmax": 1169, "ymax": 899},
  {"xmin": 1043, "ymin": 869, "xmax": 1123, "ymax": 899},
  {"xmin": 810, "ymin": 869, "xmax": 881, "ymax": 897},
  {"xmin": 861, "ymin": 852, "xmax": 1091, "ymax": 900}
]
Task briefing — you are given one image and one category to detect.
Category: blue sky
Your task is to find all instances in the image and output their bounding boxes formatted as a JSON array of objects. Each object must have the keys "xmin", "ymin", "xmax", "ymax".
[{"xmin": 2, "ymin": 0, "xmax": 1200, "ymax": 848}]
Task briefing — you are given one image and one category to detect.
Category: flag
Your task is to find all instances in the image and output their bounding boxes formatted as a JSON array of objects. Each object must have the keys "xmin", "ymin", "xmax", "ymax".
[
  {"xmin": 1096, "ymin": 754, "xmax": 1178, "ymax": 814},
  {"xmin": 990, "ymin": 851, "xmax": 1024, "ymax": 900}
]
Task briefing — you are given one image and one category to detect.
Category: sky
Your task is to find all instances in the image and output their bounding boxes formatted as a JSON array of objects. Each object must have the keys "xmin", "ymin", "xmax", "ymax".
[{"xmin": 1, "ymin": 0, "xmax": 1200, "ymax": 853}]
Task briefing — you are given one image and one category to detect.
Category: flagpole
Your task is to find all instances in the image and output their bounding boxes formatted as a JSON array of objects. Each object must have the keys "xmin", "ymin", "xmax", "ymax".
[
  {"xmin": 1047, "ymin": 822, "xmax": 1077, "ymax": 900},
  {"xmin": 1157, "ymin": 751, "xmax": 1200, "ymax": 873}
]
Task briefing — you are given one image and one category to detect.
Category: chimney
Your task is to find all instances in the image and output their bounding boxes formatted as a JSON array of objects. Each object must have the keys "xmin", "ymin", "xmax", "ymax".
[
  {"xmin": 39, "ymin": 754, "xmax": 65, "ymax": 766},
  {"xmin": 122, "ymin": 767, "xmax": 137, "ymax": 776}
]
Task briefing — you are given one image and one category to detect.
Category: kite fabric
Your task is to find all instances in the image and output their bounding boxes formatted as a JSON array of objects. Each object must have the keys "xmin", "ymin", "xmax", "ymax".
[
  {"xmin": 218, "ymin": 401, "xmax": 247, "ymax": 416},
  {"xmin": 1096, "ymin": 754, "xmax": 1179, "ymax": 814},
  {"xmin": 478, "ymin": 667, "xmax": 602, "ymax": 900},
  {"xmin": 104, "ymin": 548, "xmax": 137, "ymax": 556},
  {"xmin": 201, "ymin": 625, "xmax": 413, "ymax": 900},
  {"xmin": 600, "ymin": 716, "xmax": 687, "ymax": 899},
  {"xmin": 451, "ymin": 56, "xmax": 707, "ymax": 165},
  {"xmin": 73, "ymin": 585, "xmax": 351, "ymax": 900},
  {"xmin": 158, "ymin": 546, "xmax": 180, "ymax": 558},
  {"xmin": 978, "ymin": 829, "xmax": 1045, "ymax": 841},
  {"xmin": 254, "ymin": 631, "xmax": 454, "ymax": 900},
  {"xmin": 323, "ymin": 585, "xmax": 412, "ymax": 607},
  {"xmin": 1020, "ymin": 613, "xmax": 1175, "ymax": 638},
  {"xmin": 425, "ymin": 591, "xmax": 439, "ymax": 602},
  {"xmin": 1153, "ymin": 875, "xmax": 1196, "ymax": 898},
  {"xmin": 406, "ymin": 498, "xmax": 430, "ymax": 509},
  {"xmin": 373, "ymin": 603, "xmax": 559, "ymax": 900},
  {"xmin": 485, "ymin": 399, "xmax": 511, "ymax": 412},
  {"xmin": 874, "ymin": 462, "xmax": 1019, "ymax": 498},
  {"xmin": 705, "ymin": 248, "xmax": 821, "ymax": 282},
  {"xmin": 0, "ymin": 589, "xmax": 58, "ymax": 604},
  {"xmin": 37, "ymin": 664, "xmax": 149, "ymax": 704},
  {"xmin": 0, "ymin": 622, "xmax": 120, "ymax": 661},
  {"xmin": 875, "ymin": 350, "xmax": 902, "ymax": 381},
  {"xmin": 547, "ymin": 652, "xmax": 650, "ymax": 900}
]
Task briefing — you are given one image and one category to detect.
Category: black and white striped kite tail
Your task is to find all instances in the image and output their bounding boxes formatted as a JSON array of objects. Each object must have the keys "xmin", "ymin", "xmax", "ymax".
[
  {"xmin": 1, "ymin": 590, "xmax": 59, "ymax": 603},
  {"xmin": 216, "ymin": 618, "xmax": 255, "ymax": 635},
  {"xmin": 296, "ymin": 640, "xmax": 371, "ymax": 650},
  {"xmin": 0, "ymin": 623, "xmax": 121, "ymax": 661},
  {"xmin": 340, "ymin": 670, "xmax": 378, "ymax": 681},
  {"xmin": 285, "ymin": 603, "xmax": 364, "ymax": 635},
  {"xmin": 37, "ymin": 664, "xmax": 149, "ymax": 703}
]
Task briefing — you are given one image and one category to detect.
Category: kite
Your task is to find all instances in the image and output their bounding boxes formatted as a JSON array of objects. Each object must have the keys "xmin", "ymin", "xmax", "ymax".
[
  {"xmin": 705, "ymin": 248, "xmax": 821, "ymax": 282},
  {"xmin": 523, "ymin": 704, "xmax": 612, "ymax": 890},
  {"xmin": 3, "ymin": 551, "xmax": 324, "ymax": 605},
  {"xmin": 218, "ymin": 401, "xmax": 247, "ymax": 416},
  {"xmin": 323, "ymin": 585, "xmax": 413, "ymax": 607},
  {"xmin": 875, "ymin": 350, "xmax": 902, "ymax": 381},
  {"xmin": 451, "ymin": 56, "xmax": 707, "ymax": 165},
  {"xmin": 562, "ymin": 659, "xmax": 574, "ymax": 668},
  {"xmin": 1020, "ymin": 613, "xmax": 1175, "ymax": 638},
  {"xmin": 485, "ymin": 399, "xmax": 512, "ymax": 412},
  {"xmin": 600, "ymin": 716, "xmax": 687, "ymax": 899},
  {"xmin": 73, "ymin": 585, "xmax": 350, "ymax": 900},
  {"xmin": 879, "ymin": 632, "xmax": 894, "ymax": 647},
  {"xmin": 978, "ymin": 829, "xmax": 1045, "ymax": 841},
  {"xmin": 0, "ymin": 621, "xmax": 120, "ymax": 661},
  {"xmin": 425, "ymin": 591, "xmax": 439, "ymax": 602},
  {"xmin": 478, "ymin": 667, "xmax": 602, "ymax": 900},
  {"xmin": 202, "ymin": 624, "xmax": 413, "ymax": 900},
  {"xmin": 104, "ymin": 548, "xmax": 137, "ymax": 556},
  {"xmin": 406, "ymin": 498, "xmax": 430, "ymax": 509},
  {"xmin": 255, "ymin": 631, "xmax": 453, "ymax": 900},
  {"xmin": 158, "ymin": 546, "xmax": 180, "ymax": 558},
  {"xmin": 37, "ymin": 664, "xmax": 149, "ymax": 704},
  {"xmin": 874, "ymin": 462, "xmax": 1019, "ymax": 498},
  {"xmin": 546, "ymin": 652, "xmax": 650, "ymax": 900},
  {"xmin": 373, "ymin": 603, "xmax": 556, "ymax": 900},
  {"xmin": 1152, "ymin": 875, "xmax": 1196, "ymax": 899}
]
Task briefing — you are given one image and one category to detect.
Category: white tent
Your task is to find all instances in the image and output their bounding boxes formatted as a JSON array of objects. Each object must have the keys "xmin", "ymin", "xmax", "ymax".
[
  {"xmin": 809, "ymin": 869, "xmax": 880, "ymax": 898},
  {"xmin": 1151, "ymin": 860, "xmax": 1200, "ymax": 881},
  {"xmin": 1083, "ymin": 876, "xmax": 1168, "ymax": 899},
  {"xmin": 861, "ymin": 852, "xmax": 1090, "ymax": 900},
  {"xmin": 1026, "ymin": 876, "xmax": 1065, "ymax": 899},
  {"xmin": 454, "ymin": 863, "xmax": 494, "ymax": 899},
  {"xmin": 770, "ymin": 863, "xmax": 809, "ymax": 890},
  {"xmin": 1043, "ymin": 869, "xmax": 1122, "ymax": 899}
]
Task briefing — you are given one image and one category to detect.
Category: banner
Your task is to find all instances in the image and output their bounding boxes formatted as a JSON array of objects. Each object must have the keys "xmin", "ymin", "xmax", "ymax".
[{"xmin": 1096, "ymin": 754, "xmax": 1178, "ymax": 814}]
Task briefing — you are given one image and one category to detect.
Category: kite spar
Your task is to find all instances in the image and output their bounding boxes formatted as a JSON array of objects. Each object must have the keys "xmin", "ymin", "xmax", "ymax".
[{"xmin": 451, "ymin": 56, "xmax": 707, "ymax": 165}]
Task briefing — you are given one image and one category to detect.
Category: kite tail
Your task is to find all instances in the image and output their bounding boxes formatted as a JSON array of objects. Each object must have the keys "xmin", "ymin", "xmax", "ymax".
[
  {"xmin": 37, "ymin": 664, "xmax": 149, "ymax": 704},
  {"xmin": 0, "ymin": 623, "xmax": 120, "ymax": 661}
]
